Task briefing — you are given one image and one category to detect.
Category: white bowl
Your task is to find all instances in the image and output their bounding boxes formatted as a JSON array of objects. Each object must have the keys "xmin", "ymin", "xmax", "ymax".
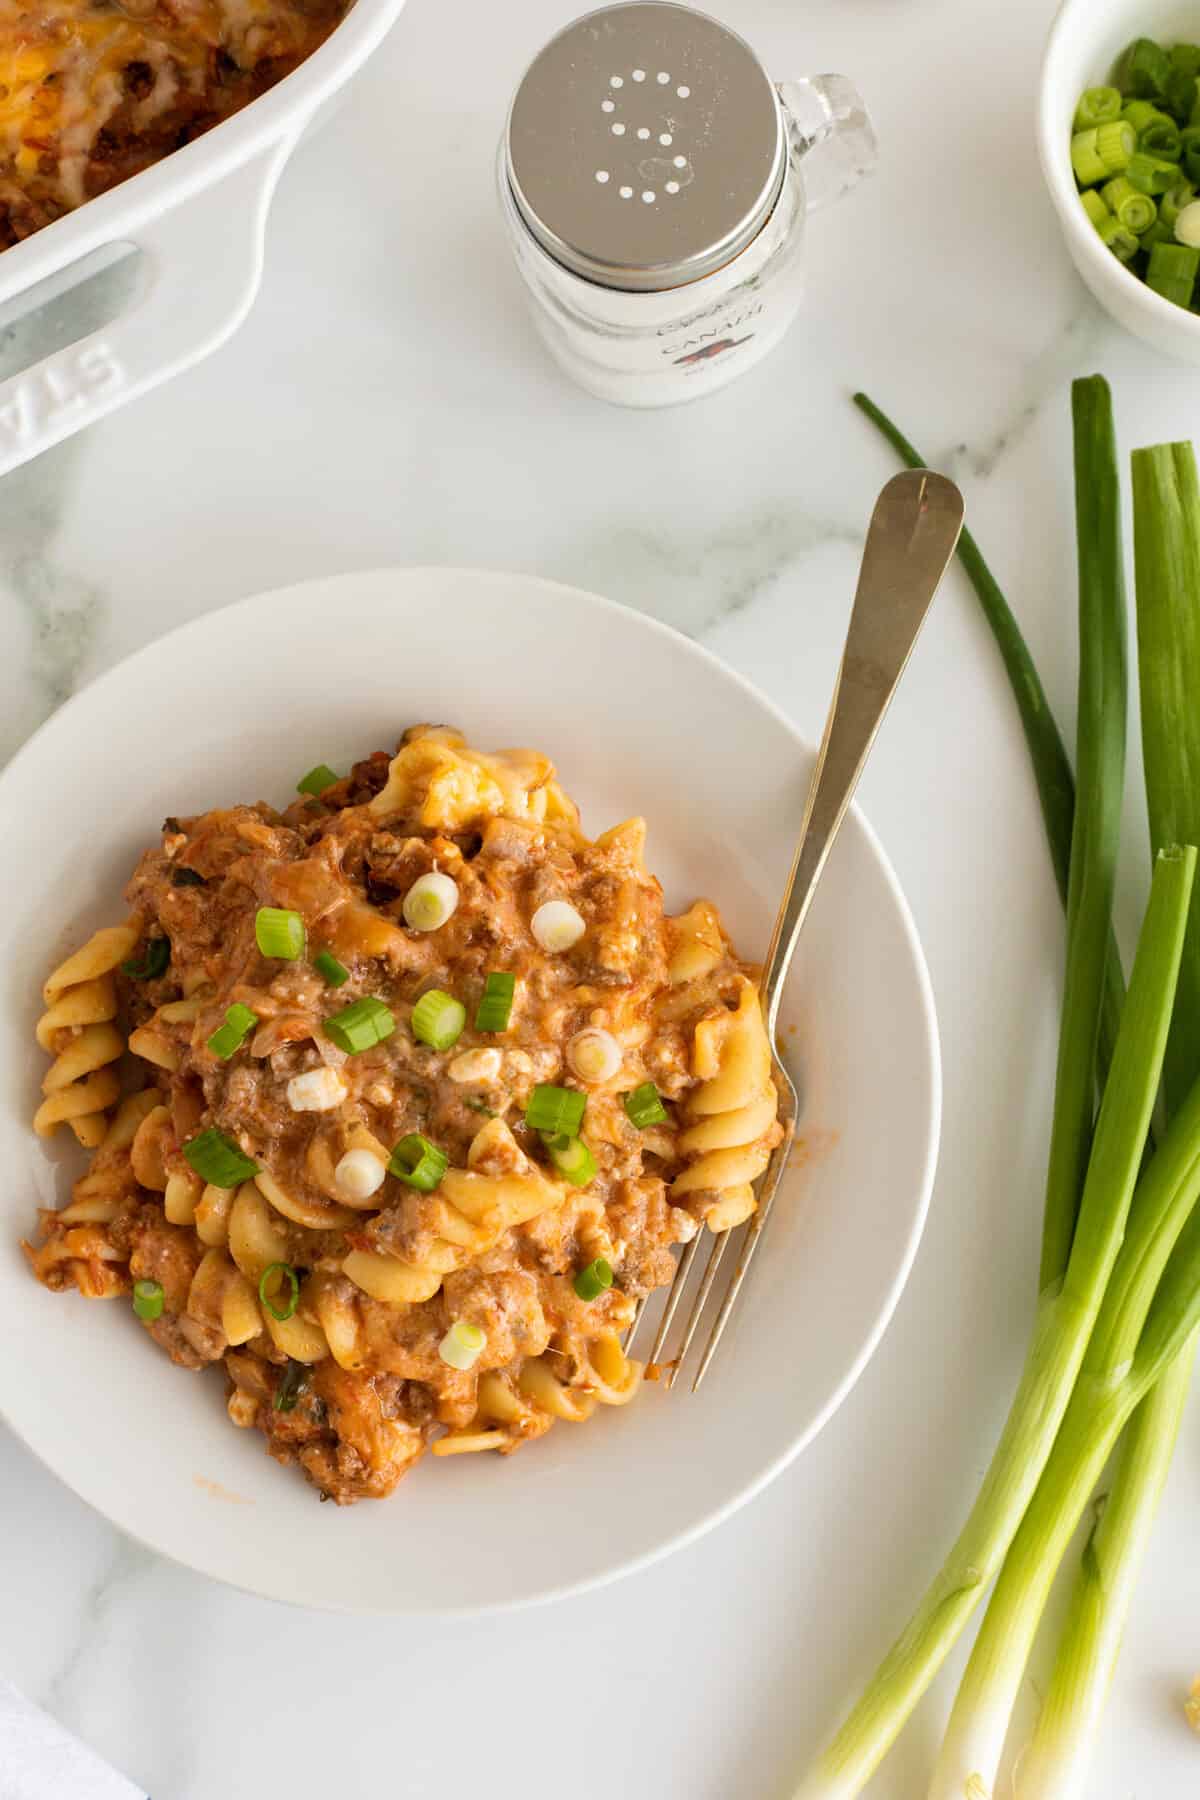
[
  {"xmin": 1039, "ymin": 0, "xmax": 1200, "ymax": 363},
  {"xmin": 0, "ymin": 569, "xmax": 939, "ymax": 1614}
]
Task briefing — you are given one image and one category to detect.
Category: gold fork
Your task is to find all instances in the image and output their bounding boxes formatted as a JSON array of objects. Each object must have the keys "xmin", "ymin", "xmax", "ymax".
[{"xmin": 628, "ymin": 468, "xmax": 964, "ymax": 1391}]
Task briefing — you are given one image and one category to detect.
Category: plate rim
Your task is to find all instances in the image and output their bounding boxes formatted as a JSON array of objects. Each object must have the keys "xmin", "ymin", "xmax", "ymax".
[{"xmin": 0, "ymin": 565, "xmax": 942, "ymax": 1614}]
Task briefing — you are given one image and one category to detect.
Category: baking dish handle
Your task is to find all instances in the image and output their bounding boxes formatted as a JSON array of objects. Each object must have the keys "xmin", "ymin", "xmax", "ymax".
[{"xmin": 0, "ymin": 132, "xmax": 299, "ymax": 477}]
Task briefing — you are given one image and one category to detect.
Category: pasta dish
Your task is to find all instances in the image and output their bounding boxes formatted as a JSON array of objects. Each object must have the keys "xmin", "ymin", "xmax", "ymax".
[
  {"xmin": 24, "ymin": 727, "xmax": 782, "ymax": 1503},
  {"xmin": 0, "ymin": 0, "xmax": 347, "ymax": 249}
]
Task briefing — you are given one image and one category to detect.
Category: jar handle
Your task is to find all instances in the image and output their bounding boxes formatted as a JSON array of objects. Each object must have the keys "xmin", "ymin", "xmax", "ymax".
[{"xmin": 776, "ymin": 76, "xmax": 877, "ymax": 213}]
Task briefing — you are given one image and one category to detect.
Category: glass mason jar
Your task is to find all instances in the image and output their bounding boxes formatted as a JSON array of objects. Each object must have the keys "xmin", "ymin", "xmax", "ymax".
[{"xmin": 498, "ymin": 2, "xmax": 876, "ymax": 408}]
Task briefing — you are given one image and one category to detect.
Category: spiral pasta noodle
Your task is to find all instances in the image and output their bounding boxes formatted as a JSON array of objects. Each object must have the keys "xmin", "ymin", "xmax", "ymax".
[
  {"xmin": 34, "ymin": 924, "xmax": 137, "ymax": 1146},
  {"xmin": 672, "ymin": 976, "xmax": 779, "ymax": 1233}
]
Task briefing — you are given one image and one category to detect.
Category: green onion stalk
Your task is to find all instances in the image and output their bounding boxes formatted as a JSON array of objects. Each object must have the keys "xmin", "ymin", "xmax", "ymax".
[
  {"xmin": 845, "ymin": 405, "xmax": 1200, "ymax": 1797},
  {"xmin": 793, "ymin": 378, "xmax": 1160, "ymax": 1800},
  {"xmin": 1010, "ymin": 443, "xmax": 1200, "ymax": 1797}
]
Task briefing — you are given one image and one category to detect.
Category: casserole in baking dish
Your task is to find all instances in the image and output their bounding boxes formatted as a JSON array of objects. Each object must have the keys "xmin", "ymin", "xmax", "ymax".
[{"xmin": 0, "ymin": 0, "xmax": 406, "ymax": 474}]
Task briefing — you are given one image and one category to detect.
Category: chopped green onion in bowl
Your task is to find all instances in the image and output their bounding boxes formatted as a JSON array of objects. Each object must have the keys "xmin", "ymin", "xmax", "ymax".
[{"xmin": 1073, "ymin": 36, "xmax": 1200, "ymax": 310}]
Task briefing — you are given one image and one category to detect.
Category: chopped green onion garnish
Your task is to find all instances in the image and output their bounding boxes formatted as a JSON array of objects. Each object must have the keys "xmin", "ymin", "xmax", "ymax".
[
  {"xmin": 132, "ymin": 1278, "xmax": 164, "ymax": 1321},
  {"xmin": 324, "ymin": 995, "xmax": 396, "ymax": 1054},
  {"xmin": 438, "ymin": 1320, "xmax": 486, "ymax": 1370},
  {"xmin": 313, "ymin": 950, "xmax": 350, "ymax": 988},
  {"xmin": 1126, "ymin": 149, "xmax": 1180, "ymax": 194},
  {"xmin": 542, "ymin": 1132, "xmax": 597, "ymax": 1187},
  {"xmin": 274, "ymin": 1361, "xmax": 306, "ymax": 1412},
  {"xmin": 171, "ymin": 865, "xmax": 206, "ymax": 888},
  {"xmin": 1120, "ymin": 35, "xmax": 1172, "ymax": 100},
  {"xmin": 1071, "ymin": 120, "xmax": 1134, "ymax": 185},
  {"xmin": 624, "ymin": 1082, "xmax": 668, "ymax": 1128},
  {"xmin": 258, "ymin": 1261, "xmax": 299, "ymax": 1322},
  {"xmin": 573, "ymin": 1257, "xmax": 613, "ymax": 1302},
  {"xmin": 1074, "ymin": 85, "xmax": 1122, "ymax": 132},
  {"xmin": 402, "ymin": 872, "xmax": 459, "ymax": 932},
  {"xmin": 1097, "ymin": 214, "xmax": 1140, "ymax": 261},
  {"xmin": 388, "ymin": 1132, "xmax": 448, "ymax": 1192},
  {"xmin": 1147, "ymin": 239, "xmax": 1200, "ymax": 305},
  {"xmin": 1100, "ymin": 173, "xmax": 1157, "ymax": 233},
  {"xmin": 182, "ymin": 1127, "xmax": 260, "ymax": 1187},
  {"xmin": 525, "ymin": 1083, "xmax": 586, "ymax": 1136},
  {"xmin": 474, "ymin": 971, "xmax": 516, "ymax": 1033},
  {"xmin": 121, "ymin": 937, "xmax": 170, "ymax": 981},
  {"xmin": 296, "ymin": 764, "xmax": 339, "ymax": 797},
  {"xmin": 255, "ymin": 907, "xmax": 306, "ymax": 961},
  {"xmin": 207, "ymin": 1001, "xmax": 258, "ymax": 1061},
  {"xmin": 411, "ymin": 988, "xmax": 467, "ymax": 1051}
]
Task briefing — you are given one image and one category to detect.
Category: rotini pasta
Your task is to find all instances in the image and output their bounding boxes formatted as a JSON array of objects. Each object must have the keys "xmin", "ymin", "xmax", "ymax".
[{"xmin": 24, "ymin": 726, "xmax": 782, "ymax": 1504}]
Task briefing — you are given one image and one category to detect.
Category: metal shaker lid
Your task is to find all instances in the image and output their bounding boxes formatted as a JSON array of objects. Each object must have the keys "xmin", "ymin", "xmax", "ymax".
[{"xmin": 504, "ymin": 2, "xmax": 785, "ymax": 293}]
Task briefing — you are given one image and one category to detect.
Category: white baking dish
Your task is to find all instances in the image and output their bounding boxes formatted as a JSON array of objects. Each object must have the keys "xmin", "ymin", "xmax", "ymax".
[{"xmin": 0, "ymin": 0, "xmax": 407, "ymax": 476}]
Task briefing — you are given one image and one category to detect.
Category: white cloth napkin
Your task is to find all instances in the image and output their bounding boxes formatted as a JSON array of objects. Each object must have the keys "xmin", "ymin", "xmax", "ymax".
[{"xmin": 0, "ymin": 1678, "xmax": 145, "ymax": 1800}]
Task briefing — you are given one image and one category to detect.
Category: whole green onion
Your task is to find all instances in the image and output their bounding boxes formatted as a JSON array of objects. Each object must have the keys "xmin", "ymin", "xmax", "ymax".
[
  {"xmin": 121, "ymin": 937, "xmax": 170, "ymax": 981},
  {"xmin": 574, "ymin": 1257, "xmax": 614, "ymax": 1301},
  {"xmin": 255, "ymin": 907, "xmax": 306, "ymax": 961},
  {"xmin": 411, "ymin": 988, "xmax": 466, "ymax": 1051},
  {"xmin": 183, "ymin": 1128, "xmax": 259, "ymax": 1187},
  {"xmin": 132, "ymin": 1278, "xmax": 164, "ymax": 1322}
]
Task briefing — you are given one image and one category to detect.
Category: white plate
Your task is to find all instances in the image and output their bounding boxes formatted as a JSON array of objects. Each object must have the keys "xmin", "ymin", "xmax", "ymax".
[{"xmin": 0, "ymin": 569, "xmax": 939, "ymax": 1614}]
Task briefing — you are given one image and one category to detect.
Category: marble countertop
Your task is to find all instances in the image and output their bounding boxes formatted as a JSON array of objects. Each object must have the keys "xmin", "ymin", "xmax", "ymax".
[{"xmin": 2, "ymin": 0, "xmax": 1199, "ymax": 1795}]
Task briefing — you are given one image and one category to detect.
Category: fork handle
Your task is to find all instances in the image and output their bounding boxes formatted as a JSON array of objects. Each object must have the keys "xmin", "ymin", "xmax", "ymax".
[{"xmin": 761, "ymin": 469, "xmax": 964, "ymax": 1041}]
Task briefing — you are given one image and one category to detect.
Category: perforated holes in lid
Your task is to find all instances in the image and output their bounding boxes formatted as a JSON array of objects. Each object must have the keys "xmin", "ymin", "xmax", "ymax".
[{"xmin": 504, "ymin": 2, "xmax": 786, "ymax": 293}]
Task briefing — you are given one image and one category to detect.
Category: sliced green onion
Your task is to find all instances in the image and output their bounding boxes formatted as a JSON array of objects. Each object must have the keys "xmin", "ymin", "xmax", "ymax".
[
  {"xmin": 388, "ymin": 1132, "xmax": 448, "ymax": 1192},
  {"xmin": 182, "ymin": 1128, "xmax": 259, "ymax": 1186},
  {"xmin": 402, "ymin": 872, "xmax": 459, "ymax": 932},
  {"xmin": 525, "ymin": 1083, "xmax": 586, "ymax": 1136},
  {"xmin": 1080, "ymin": 189, "xmax": 1111, "ymax": 230},
  {"xmin": 474, "ymin": 971, "xmax": 516, "ymax": 1033},
  {"xmin": 1071, "ymin": 120, "xmax": 1134, "ymax": 184},
  {"xmin": 171, "ymin": 865, "xmax": 206, "ymax": 888},
  {"xmin": 624, "ymin": 1082, "xmax": 668, "ymax": 1128},
  {"xmin": 1121, "ymin": 98, "xmax": 1169, "ymax": 133},
  {"xmin": 1180, "ymin": 124, "xmax": 1200, "ymax": 183},
  {"xmin": 255, "ymin": 907, "xmax": 306, "ymax": 960},
  {"xmin": 1126, "ymin": 149, "xmax": 1180, "ymax": 194},
  {"xmin": 438, "ymin": 1320, "xmax": 486, "ymax": 1371},
  {"xmin": 1097, "ymin": 214, "xmax": 1140, "ymax": 261},
  {"xmin": 573, "ymin": 1257, "xmax": 613, "ymax": 1301},
  {"xmin": 1119, "ymin": 35, "xmax": 1171, "ymax": 100},
  {"xmin": 1147, "ymin": 239, "xmax": 1200, "ymax": 306},
  {"xmin": 132, "ymin": 1278, "xmax": 164, "ymax": 1322},
  {"xmin": 258, "ymin": 1261, "xmax": 299, "ymax": 1321},
  {"xmin": 1074, "ymin": 85, "xmax": 1121, "ymax": 131},
  {"xmin": 1160, "ymin": 176, "xmax": 1195, "ymax": 228},
  {"xmin": 324, "ymin": 995, "xmax": 395, "ymax": 1054},
  {"xmin": 313, "ymin": 950, "xmax": 350, "ymax": 988},
  {"xmin": 1164, "ymin": 68, "xmax": 1196, "ymax": 128},
  {"xmin": 296, "ymin": 764, "xmax": 339, "ymax": 797},
  {"xmin": 1140, "ymin": 111, "xmax": 1182, "ymax": 157},
  {"xmin": 207, "ymin": 1001, "xmax": 259, "ymax": 1061},
  {"xmin": 1171, "ymin": 42, "xmax": 1200, "ymax": 78},
  {"xmin": 542, "ymin": 1131, "xmax": 597, "ymax": 1186},
  {"xmin": 121, "ymin": 937, "xmax": 170, "ymax": 981},
  {"xmin": 1139, "ymin": 218, "xmax": 1174, "ymax": 250},
  {"xmin": 274, "ymin": 1361, "xmax": 306, "ymax": 1412},
  {"xmin": 411, "ymin": 988, "xmax": 466, "ymax": 1051},
  {"xmin": 1101, "ymin": 173, "xmax": 1157, "ymax": 232}
]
